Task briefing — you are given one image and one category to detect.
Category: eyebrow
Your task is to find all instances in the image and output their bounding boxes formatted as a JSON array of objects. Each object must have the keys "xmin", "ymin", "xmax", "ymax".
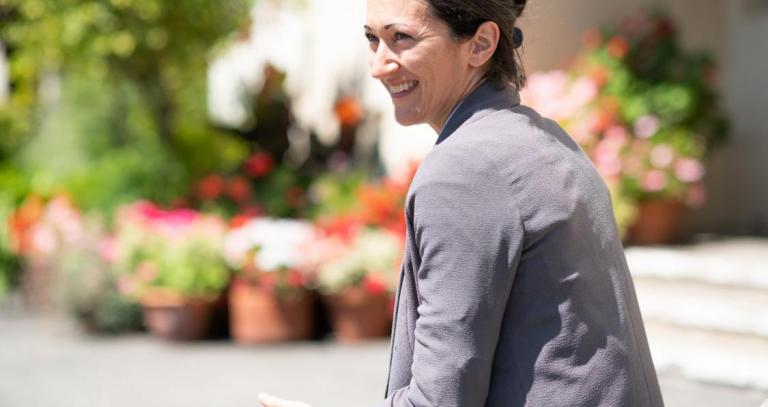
[{"xmin": 363, "ymin": 23, "xmax": 407, "ymax": 31}]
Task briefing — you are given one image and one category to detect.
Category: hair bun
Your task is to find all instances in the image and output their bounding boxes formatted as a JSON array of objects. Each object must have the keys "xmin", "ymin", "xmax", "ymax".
[
  {"xmin": 512, "ymin": 0, "xmax": 527, "ymax": 17},
  {"xmin": 512, "ymin": 27, "xmax": 524, "ymax": 48}
]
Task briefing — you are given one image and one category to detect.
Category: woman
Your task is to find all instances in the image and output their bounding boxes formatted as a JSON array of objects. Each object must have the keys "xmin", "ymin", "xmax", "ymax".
[{"xmin": 260, "ymin": 0, "xmax": 665, "ymax": 406}]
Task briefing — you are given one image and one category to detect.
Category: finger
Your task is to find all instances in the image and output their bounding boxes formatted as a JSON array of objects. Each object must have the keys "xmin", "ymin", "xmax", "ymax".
[
  {"xmin": 257, "ymin": 392, "xmax": 314, "ymax": 407},
  {"xmin": 257, "ymin": 392, "xmax": 286, "ymax": 407}
]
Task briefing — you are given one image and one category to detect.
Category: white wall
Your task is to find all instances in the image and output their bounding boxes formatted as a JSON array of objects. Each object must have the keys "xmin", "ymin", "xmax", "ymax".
[
  {"xmin": 518, "ymin": 0, "xmax": 727, "ymax": 73},
  {"xmin": 696, "ymin": 1, "xmax": 768, "ymax": 235}
]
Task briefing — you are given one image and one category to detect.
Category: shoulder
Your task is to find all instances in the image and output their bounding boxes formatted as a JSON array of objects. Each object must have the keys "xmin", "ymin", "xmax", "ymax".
[
  {"xmin": 414, "ymin": 102, "xmax": 611, "ymax": 225},
  {"xmin": 418, "ymin": 104, "xmax": 579, "ymax": 188},
  {"xmin": 405, "ymin": 122, "xmax": 522, "ymax": 228}
]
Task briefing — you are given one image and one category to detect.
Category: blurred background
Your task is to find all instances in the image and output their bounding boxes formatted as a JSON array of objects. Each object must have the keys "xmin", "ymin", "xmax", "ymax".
[{"xmin": 0, "ymin": 0, "xmax": 766, "ymax": 406}]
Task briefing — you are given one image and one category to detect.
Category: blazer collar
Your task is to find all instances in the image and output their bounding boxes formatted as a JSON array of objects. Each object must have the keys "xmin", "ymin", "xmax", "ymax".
[{"xmin": 436, "ymin": 81, "xmax": 521, "ymax": 145}]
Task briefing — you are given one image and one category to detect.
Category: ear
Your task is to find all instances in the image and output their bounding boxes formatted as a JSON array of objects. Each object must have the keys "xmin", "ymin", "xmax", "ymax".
[{"xmin": 467, "ymin": 21, "xmax": 500, "ymax": 68}]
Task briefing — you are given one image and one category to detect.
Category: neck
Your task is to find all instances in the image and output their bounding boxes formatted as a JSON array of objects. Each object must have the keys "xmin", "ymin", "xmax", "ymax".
[{"xmin": 430, "ymin": 73, "xmax": 487, "ymax": 133}]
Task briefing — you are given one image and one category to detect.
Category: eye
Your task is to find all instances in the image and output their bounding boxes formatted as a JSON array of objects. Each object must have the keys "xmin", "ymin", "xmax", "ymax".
[
  {"xmin": 365, "ymin": 32, "xmax": 379, "ymax": 44},
  {"xmin": 393, "ymin": 32, "xmax": 413, "ymax": 42}
]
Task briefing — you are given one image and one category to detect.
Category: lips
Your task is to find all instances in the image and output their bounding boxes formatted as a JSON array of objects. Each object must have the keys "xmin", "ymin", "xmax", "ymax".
[{"xmin": 386, "ymin": 80, "xmax": 418, "ymax": 97}]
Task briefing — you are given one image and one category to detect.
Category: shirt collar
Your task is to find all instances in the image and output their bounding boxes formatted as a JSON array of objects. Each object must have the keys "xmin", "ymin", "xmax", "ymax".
[{"xmin": 436, "ymin": 81, "xmax": 521, "ymax": 145}]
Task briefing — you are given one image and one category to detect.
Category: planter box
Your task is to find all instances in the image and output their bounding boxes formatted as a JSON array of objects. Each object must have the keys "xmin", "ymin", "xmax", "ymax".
[
  {"xmin": 324, "ymin": 287, "xmax": 391, "ymax": 342},
  {"xmin": 228, "ymin": 278, "xmax": 314, "ymax": 344},
  {"xmin": 140, "ymin": 291, "xmax": 217, "ymax": 341},
  {"xmin": 628, "ymin": 199, "xmax": 687, "ymax": 245}
]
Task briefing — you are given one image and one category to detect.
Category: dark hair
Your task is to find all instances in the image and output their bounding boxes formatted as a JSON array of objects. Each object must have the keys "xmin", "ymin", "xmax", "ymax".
[{"xmin": 426, "ymin": 0, "xmax": 527, "ymax": 89}]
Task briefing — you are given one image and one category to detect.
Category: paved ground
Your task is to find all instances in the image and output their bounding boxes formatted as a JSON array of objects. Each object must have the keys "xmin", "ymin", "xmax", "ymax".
[{"xmin": 1, "ymin": 312, "xmax": 767, "ymax": 407}]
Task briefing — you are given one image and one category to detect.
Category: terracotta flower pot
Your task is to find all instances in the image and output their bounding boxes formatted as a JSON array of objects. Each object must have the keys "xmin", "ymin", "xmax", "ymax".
[
  {"xmin": 140, "ymin": 290, "xmax": 217, "ymax": 341},
  {"xmin": 628, "ymin": 199, "xmax": 688, "ymax": 245},
  {"xmin": 228, "ymin": 278, "xmax": 314, "ymax": 344},
  {"xmin": 324, "ymin": 287, "xmax": 391, "ymax": 342}
]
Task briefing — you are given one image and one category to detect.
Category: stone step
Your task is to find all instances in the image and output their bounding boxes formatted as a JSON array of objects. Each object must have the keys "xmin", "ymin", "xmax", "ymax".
[
  {"xmin": 633, "ymin": 277, "xmax": 768, "ymax": 338},
  {"xmin": 625, "ymin": 238, "xmax": 768, "ymax": 289},
  {"xmin": 623, "ymin": 238, "xmax": 768, "ymax": 391},
  {"xmin": 645, "ymin": 321, "xmax": 768, "ymax": 390}
]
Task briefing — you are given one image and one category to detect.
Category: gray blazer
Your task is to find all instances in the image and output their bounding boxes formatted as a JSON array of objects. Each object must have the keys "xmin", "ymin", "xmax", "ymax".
[{"xmin": 376, "ymin": 82, "xmax": 664, "ymax": 407}]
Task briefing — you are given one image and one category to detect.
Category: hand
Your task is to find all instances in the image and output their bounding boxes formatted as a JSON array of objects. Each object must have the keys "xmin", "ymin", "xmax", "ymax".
[{"xmin": 257, "ymin": 392, "xmax": 315, "ymax": 407}]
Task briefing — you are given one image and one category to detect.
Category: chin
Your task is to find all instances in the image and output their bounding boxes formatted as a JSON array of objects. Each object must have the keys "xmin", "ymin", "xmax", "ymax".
[{"xmin": 393, "ymin": 110, "xmax": 422, "ymax": 127}]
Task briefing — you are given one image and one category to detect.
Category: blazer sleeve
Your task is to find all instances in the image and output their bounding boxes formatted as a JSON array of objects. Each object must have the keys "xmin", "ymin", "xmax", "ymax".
[{"xmin": 377, "ymin": 156, "xmax": 525, "ymax": 407}]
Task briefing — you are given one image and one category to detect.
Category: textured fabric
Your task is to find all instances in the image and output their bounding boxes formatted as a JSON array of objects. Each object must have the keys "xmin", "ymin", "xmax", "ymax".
[{"xmin": 375, "ymin": 82, "xmax": 664, "ymax": 407}]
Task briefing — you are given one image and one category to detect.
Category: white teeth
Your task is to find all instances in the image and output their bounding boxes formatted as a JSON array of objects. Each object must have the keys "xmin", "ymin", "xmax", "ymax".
[{"xmin": 388, "ymin": 81, "xmax": 417, "ymax": 94}]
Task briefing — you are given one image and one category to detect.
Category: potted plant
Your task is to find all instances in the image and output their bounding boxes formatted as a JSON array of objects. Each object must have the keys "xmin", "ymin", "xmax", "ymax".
[
  {"xmin": 521, "ymin": 10, "xmax": 728, "ymax": 244},
  {"xmin": 114, "ymin": 202, "xmax": 229, "ymax": 340},
  {"xmin": 306, "ymin": 223, "xmax": 402, "ymax": 342},
  {"xmin": 223, "ymin": 217, "xmax": 316, "ymax": 344}
]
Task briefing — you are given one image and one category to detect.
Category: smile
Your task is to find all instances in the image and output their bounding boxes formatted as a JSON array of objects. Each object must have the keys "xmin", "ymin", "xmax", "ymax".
[{"xmin": 386, "ymin": 80, "xmax": 418, "ymax": 98}]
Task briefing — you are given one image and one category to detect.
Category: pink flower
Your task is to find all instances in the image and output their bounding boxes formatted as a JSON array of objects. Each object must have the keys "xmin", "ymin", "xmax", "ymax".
[
  {"xmin": 604, "ymin": 125, "xmax": 629, "ymax": 146},
  {"xmin": 136, "ymin": 261, "xmax": 158, "ymax": 283},
  {"xmin": 634, "ymin": 115, "xmax": 660, "ymax": 138},
  {"xmin": 163, "ymin": 208, "xmax": 198, "ymax": 228},
  {"xmin": 568, "ymin": 77, "xmax": 599, "ymax": 107},
  {"xmin": 29, "ymin": 225, "xmax": 57, "ymax": 255},
  {"xmin": 99, "ymin": 236, "xmax": 118, "ymax": 264},
  {"xmin": 641, "ymin": 170, "xmax": 668, "ymax": 192},
  {"xmin": 134, "ymin": 201, "xmax": 166, "ymax": 221},
  {"xmin": 117, "ymin": 275, "xmax": 137, "ymax": 296},
  {"xmin": 520, "ymin": 71, "xmax": 570, "ymax": 119},
  {"xmin": 593, "ymin": 139, "xmax": 622, "ymax": 176},
  {"xmin": 568, "ymin": 119, "xmax": 595, "ymax": 145},
  {"xmin": 675, "ymin": 159, "xmax": 705, "ymax": 183},
  {"xmin": 650, "ymin": 144, "xmax": 675, "ymax": 168},
  {"xmin": 597, "ymin": 156, "xmax": 622, "ymax": 176}
]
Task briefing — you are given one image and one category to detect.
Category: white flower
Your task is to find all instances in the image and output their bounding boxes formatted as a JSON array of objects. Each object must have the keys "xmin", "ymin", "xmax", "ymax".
[
  {"xmin": 315, "ymin": 229, "xmax": 402, "ymax": 293},
  {"xmin": 224, "ymin": 218, "xmax": 315, "ymax": 272},
  {"xmin": 634, "ymin": 115, "xmax": 660, "ymax": 138}
]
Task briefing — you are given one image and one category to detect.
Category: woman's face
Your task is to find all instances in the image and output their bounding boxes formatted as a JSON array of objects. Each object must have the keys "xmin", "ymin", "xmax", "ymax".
[{"xmin": 365, "ymin": 0, "xmax": 477, "ymax": 131}]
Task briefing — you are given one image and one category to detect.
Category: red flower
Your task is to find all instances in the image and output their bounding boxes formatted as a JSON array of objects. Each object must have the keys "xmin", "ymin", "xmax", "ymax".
[
  {"xmin": 8, "ymin": 194, "xmax": 45, "ymax": 255},
  {"xmin": 607, "ymin": 36, "xmax": 630, "ymax": 59},
  {"xmin": 287, "ymin": 270, "xmax": 304, "ymax": 288},
  {"xmin": 653, "ymin": 17, "xmax": 675, "ymax": 39},
  {"xmin": 171, "ymin": 197, "xmax": 189, "ymax": 209},
  {"xmin": 285, "ymin": 186, "xmax": 306, "ymax": 208},
  {"xmin": 229, "ymin": 214, "xmax": 251, "ymax": 229},
  {"xmin": 240, "ymin": 204, "xmax": 264, "ymax": 218},
  {"xmin": 363, "ymin": 276, "xmax": 387, "ymax": 296},
  {"xmin": 590, "ymin": 66, "xmax": 610, "ymax": 88},
  {"xmin": 385, "ymin": 214, "xmax": 407, "ymax": 240},
  {"xmin": 317, "ymin": 215, "xmax": 362, "ymax": 243},
  {"xmin": 245, "ymin": 152, "xmax": 274, "ymax": 178},
  {"xmin": 197, "ymin": 174, "xmax": 225, "ymax": 200},
  {"xmin": 358, "ymin": 185, "xmax": 397, "ymax": 227},
  {"xmin": 334, "ymin": 95, "xmax": 364, "ymax": 127},
  {"xmin": 227, "ymin": 176, "xmax": 251, "ymax": 202},
  {"xmin": 582, "ymin": 28, "xmax": 602, "ymax": 49}
]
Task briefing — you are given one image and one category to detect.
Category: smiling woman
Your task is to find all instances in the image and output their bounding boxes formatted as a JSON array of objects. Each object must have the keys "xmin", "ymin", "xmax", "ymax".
[
  {"xmin": 259, "ymin": 0, "xmax": 665, "ymax": 406},
  {"xmin": 363, "ymin": 0, "xmax": 501, "ymax": 130}
]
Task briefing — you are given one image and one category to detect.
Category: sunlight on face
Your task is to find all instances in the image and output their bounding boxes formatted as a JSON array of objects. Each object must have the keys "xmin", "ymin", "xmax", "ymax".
[{"xmin": 365, "ymin": 0, "xmax": 476, "ymax": 131}]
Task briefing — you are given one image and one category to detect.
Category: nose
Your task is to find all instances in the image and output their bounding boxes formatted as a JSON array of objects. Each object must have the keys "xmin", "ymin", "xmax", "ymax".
[{"xmin": 369, "ymin": 44, "xmax": 398, "ymax": 80}]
